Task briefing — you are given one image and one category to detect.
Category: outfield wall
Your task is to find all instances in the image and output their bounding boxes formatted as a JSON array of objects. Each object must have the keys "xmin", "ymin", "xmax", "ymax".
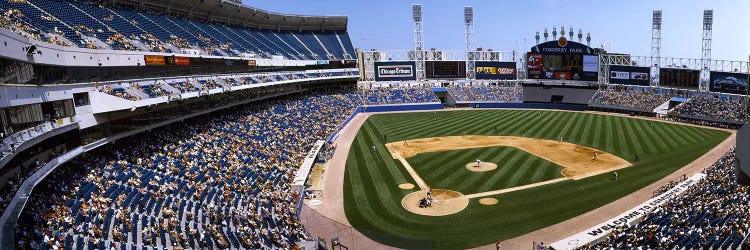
[
  {"xmin": 473, "ymin": 103, "xmax": 588, "ymax": 111},
  {"xmin": 523, "ymin": 85, "xmax": 597, "ymax": 104}
]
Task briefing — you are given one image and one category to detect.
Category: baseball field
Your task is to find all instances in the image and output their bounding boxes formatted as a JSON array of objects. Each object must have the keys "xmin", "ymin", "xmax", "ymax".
[{"xmin": 342, "ymin": 110, "xmax": 730, "ymax": 249}]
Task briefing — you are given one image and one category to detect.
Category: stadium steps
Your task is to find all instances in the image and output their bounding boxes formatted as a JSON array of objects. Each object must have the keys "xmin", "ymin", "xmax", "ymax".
[
  {"xmin": 333, "ymin": 31, "xmax": 353, "ymax": 59},
  {"xmin": 271, "ymin": 32, "xmax": 307, "ymax": 60},
  {"xmin": 256, "ymin": 30, "xmax": 297, "ymax": 59},
  {"xmin": 220, "ymin": 26, "xmax": 264, "ymax": 55},
  {"xmin": 128, "ymin": 39, "xmax": 151, "ymax": 52},
  {"xmin": 652, "ymin": 99, "xmax": 673, "ymax": 115},
  {"xmin": 289, "ymin": 32, "xmax": 319, "ymax": 60},
  {"xmin": 83, "ymin": 35, "xmax": 111, "ymax": 50},
  {"xmin": 63, "ymin": 0, "xmax": 117, "ymax": 38},
  {"xmin": 15, "ymin": 0, "xmax": 84, "ymax": 45},
  {"xmin": 311, "ymin": 32, "xmax": 334, "ymax": 60},
  {"xmin": 124, "ymin": 85, "xmax": 148, "ymax": 99},
  {"xmin": 213, "ymin": 78, "xmax": 232, "ymax": 91}
]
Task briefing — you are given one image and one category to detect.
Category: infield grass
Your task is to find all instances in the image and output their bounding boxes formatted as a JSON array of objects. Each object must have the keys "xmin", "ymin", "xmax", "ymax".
[
  {"xmin": 408, "ymin": 146, "xmax": 565, "ymax": 195},
  {"xmin": 343, "ymin": 110, "xmax": 729, "ymax": 249}
]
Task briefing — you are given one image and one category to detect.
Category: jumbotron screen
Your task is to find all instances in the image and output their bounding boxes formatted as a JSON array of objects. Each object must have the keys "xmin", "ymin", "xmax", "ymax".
[
  {"xmin": 659, "ymin": 68, "xmax": 700, "ymax": 88},
  {"xmin": 425, "ymin": 61, "xmax": 466, "ymax": 79},
  {"xmin": 527, "ymin": 38, "xmax": 598, "ymax": 81}
]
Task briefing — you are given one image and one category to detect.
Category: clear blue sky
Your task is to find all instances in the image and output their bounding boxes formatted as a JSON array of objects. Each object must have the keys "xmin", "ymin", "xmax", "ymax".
[{"xmin": 245, "ymin": 0, "xmax": 750, "ymax": 61}]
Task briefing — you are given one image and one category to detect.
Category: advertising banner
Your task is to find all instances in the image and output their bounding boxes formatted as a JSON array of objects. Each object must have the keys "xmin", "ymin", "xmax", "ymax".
[
  {"xmin": 527, "ymin": 53, "xmax": 543, "ymax": 79},
  {"xmin": 660, "ymin": 68, "xmax": 700, "ymax": 88},
  {"xmin": 144, "ymin": 55, "xmax": 165, "ymax": 65},
  {"xmin": 709, "ymin": 71, "xmax": 749, "ymax": 94},
  {"xmin": 374, "ymin": 61, "xmax": 416, "ymax": 81},
  {"xmin": 476, "ymin": 61, "xmax": 517, "ymax": 80},
  {"xmin": 174, "ymin": 56, "xmax": 190, "ymax": 65},
  {"xmin": 583, "ymin": 55, "xmax": 599, "ymax": 72},
  {"xmin": 425, "ymin": 61, "xmax": 466, "ymax": 79},
  {"xmin": 608, "ymin": 65, "xmax": 651, "ymax": 86}
]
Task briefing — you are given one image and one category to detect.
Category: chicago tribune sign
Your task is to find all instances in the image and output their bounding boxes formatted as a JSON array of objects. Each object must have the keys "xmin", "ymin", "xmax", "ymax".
[
  {"xmin": 378, "ymin": 66, "xmax": 413, "ymax": 76},
  {"xmin": 374, "ymin": 61, "xmax": 417, "ymax": 81}
]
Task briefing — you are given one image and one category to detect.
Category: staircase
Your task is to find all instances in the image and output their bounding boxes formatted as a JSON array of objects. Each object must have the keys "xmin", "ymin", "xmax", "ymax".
[{"xmin": 652, "ymin": 99, "xmax": 673, "ymax": 116}]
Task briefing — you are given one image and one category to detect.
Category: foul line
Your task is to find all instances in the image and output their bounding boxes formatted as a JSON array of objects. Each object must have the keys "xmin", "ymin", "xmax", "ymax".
[
  {"xmin": 463, "ymin": 178, "xmax": 570, "ymax": 199},
  {"xmin": 393, "ymin": 151, "xmax": 430, "ymax": 191},
  {"xmin": 579, "ymin": 179, "xmax": 612, "ymax": 190}
]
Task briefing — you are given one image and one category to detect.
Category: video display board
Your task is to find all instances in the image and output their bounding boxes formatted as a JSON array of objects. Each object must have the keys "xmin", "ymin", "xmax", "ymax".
[
  {"xmin": 710, "ymin": 71, "xmax": 749, "ymax": 94},
  {"xmin": 374, "ymin": 61, "xmax": 416, "ymax": 81},
  {"xmin": 425, "ymin": 61, "xmax": 466, "ymax": 79},
  {"xmin": 659, "ymin": 68, "xmax": 700, "ymax": 88},
  {"xmin": 608, "ymin": 65, "xmax": 651, "ymax": 86},
  {"xmin": 476, "ymin": 61, "xmax": 517, "ymax": 80},
  {"xmin": 526, "ymin": 38, "xmax": 598, "ymax": 81}
]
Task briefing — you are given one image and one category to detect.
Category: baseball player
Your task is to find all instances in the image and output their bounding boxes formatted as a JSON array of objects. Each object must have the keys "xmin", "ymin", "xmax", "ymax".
[{"xmin": 614, "ymin": 171, "xmax": 619, "ymax": 181}]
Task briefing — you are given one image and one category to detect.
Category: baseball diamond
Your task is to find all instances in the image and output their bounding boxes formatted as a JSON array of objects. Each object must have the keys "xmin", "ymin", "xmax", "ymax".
[{"xmin": 342, "ymin": 109, "xmax": 729, "ymax": 249}]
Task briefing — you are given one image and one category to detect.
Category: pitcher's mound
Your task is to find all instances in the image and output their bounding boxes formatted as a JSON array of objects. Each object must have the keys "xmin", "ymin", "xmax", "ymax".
[
  {"xmin": 401, "ymin": 189, "xmax": 468, "ymax": 216},
  {"xmin": 465, "ymin": 162, "xmax": 498, "ymax": 172},
  {"xmin": 479, "ymin": 198, "xmax": 499, "ymax": 205},
  {"xmin": 398, "ymin": 183, "xmax": 415, "ymax": 189}
]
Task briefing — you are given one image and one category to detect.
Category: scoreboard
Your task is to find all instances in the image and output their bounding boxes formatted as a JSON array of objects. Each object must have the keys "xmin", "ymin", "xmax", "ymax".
[
  {"xmin": 659, "ymin": 68, "xmax": 699, "ymax": 88},
  {"xmin": 426, "ymin": 61, "xmax": 466, "ymax": 79}
]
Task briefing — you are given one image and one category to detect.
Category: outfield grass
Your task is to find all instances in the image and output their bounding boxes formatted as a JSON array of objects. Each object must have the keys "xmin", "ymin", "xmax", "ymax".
[
  {"xmin": 343, "ymin": 110, "xmax": 730, "ymax": 249},
  {"xmin": 408, "ymin": 146, "xmax": 565, "ymax": 195}
]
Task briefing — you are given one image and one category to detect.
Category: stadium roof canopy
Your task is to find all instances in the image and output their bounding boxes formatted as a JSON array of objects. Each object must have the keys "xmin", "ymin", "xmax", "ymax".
[{"xmin": 112, "ymin": 0, "xmax": 348, "ymax": 31}]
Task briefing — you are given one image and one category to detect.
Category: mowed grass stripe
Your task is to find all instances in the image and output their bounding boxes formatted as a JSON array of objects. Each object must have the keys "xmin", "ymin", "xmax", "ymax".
[
  {"xmin": 623, "ymin": 117, "xmax": 656, "ymax": 155},
  {"xmin": 577, "ymin": 114, "xmax": 596, "ymax": 144},
  {"xmin": 475, "ymin": 149, "xmax": 518, "ymax": 191},
  {"xmin": 503, "ymin": 110, "xmax": 547, "ymax": 136},
  {"xmin": 475, "ymin": 110, "xmax": 525, "ymax": 134},
  {"xmin": 531, "ymin": 110, "xmax": 568, "ymax": 139},
  {"xmin": 559, "ymin": 112, "xmax": 585, "ymax": 141}
]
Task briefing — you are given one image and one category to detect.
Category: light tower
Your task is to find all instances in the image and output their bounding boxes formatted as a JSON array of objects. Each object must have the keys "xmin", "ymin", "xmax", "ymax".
[
  {"xmin": 413, "ymin": 4, "xmax": 425, "ymax": 81},
  {"xmin": 535, "ymin": 31, "xmax": 540, "ymax": 45},
  {"xmin": 577, "ymin": 29, "xmax": 583, "ymax": 43},
  {"xmin": 651, "ymin": 10, "xmax": 662, "ymax": 86},
  {"xmin": 586, "ymin": 32, "xmax": 591, "ymax": 46},
  {"xmin": 544, "ymin": 28, "xmax": 549, "ymax": 41},
  {"xmin": 700, "ymin": 10, "xmax": 713, "ymax": 91},
  {"xmin": 464, "ymin": 6, "xmax": 475, "ymax": 80},
  {"xmin": 568, "ymin": 26, "xmax": 573, "ymax": 39},
  {"xmin": 552, "ymin": 27, "xmax": 557, "ymax": 40}
]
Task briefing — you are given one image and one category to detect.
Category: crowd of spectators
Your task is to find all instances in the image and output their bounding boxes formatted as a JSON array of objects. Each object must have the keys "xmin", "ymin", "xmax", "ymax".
[
  {"xmin": 361, "ymin": 86, "xmax": 438, "ymax": 105},
  {"xmin": 589, "ymin": 87, "xmax": 680, "ymax": 111},
  {"xmin": 15, "ymin": 89, "xmax": 358, "ymax": 249},
  {"xmin": 99, "ymin": 84, "xmax": 141, "ymax": 101},
  {"xmin": 130, "ymin": 81, "xmax": 170, "ymax": 98},
  {"xmin": 447, "ymin": 85, "xmax": 523, "ymax": 102},
  {"xmin": 671, "ymin": 95, "xmax": 748, "ymax": 123},
  {"xmin": 589, "ymin": 148, "xmax": 750, "ymax": 249}
]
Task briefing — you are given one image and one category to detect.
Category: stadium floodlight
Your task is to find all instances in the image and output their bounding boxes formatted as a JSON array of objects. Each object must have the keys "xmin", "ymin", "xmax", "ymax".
[
  {"xmin": 568, "ymin": 26, "xmax": 573, "ymax": 39},
  {"xmin": 464, "ymin": 6, "xmax": 473, "ymax": 24},
  {"xmin": 703, "ymin": 10, "xmax": 713, "ymax": 27},
  {"xmin": 464, "ymin": 6, "xmax": 475, "ymax": 80},
  {"xmin": 700, "ymin": 9, "xmax": 713, "ymax": 90},
  {"xmin": 651, "ymin": 10, "xmax": 662, "ymax": 86},
  {"xmin": 412, "ymin": 4, "xmax": 422, "ymax": 22},
  {"xmin": 652, "ymin": 10, "xmax": 662, "ymax": 28}
]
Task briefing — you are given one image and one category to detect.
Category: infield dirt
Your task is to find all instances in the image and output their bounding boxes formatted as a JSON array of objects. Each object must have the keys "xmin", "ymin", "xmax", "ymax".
[{"xmin": 386, "ymin": 135, "xmax": 631, "ymax": 179}]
